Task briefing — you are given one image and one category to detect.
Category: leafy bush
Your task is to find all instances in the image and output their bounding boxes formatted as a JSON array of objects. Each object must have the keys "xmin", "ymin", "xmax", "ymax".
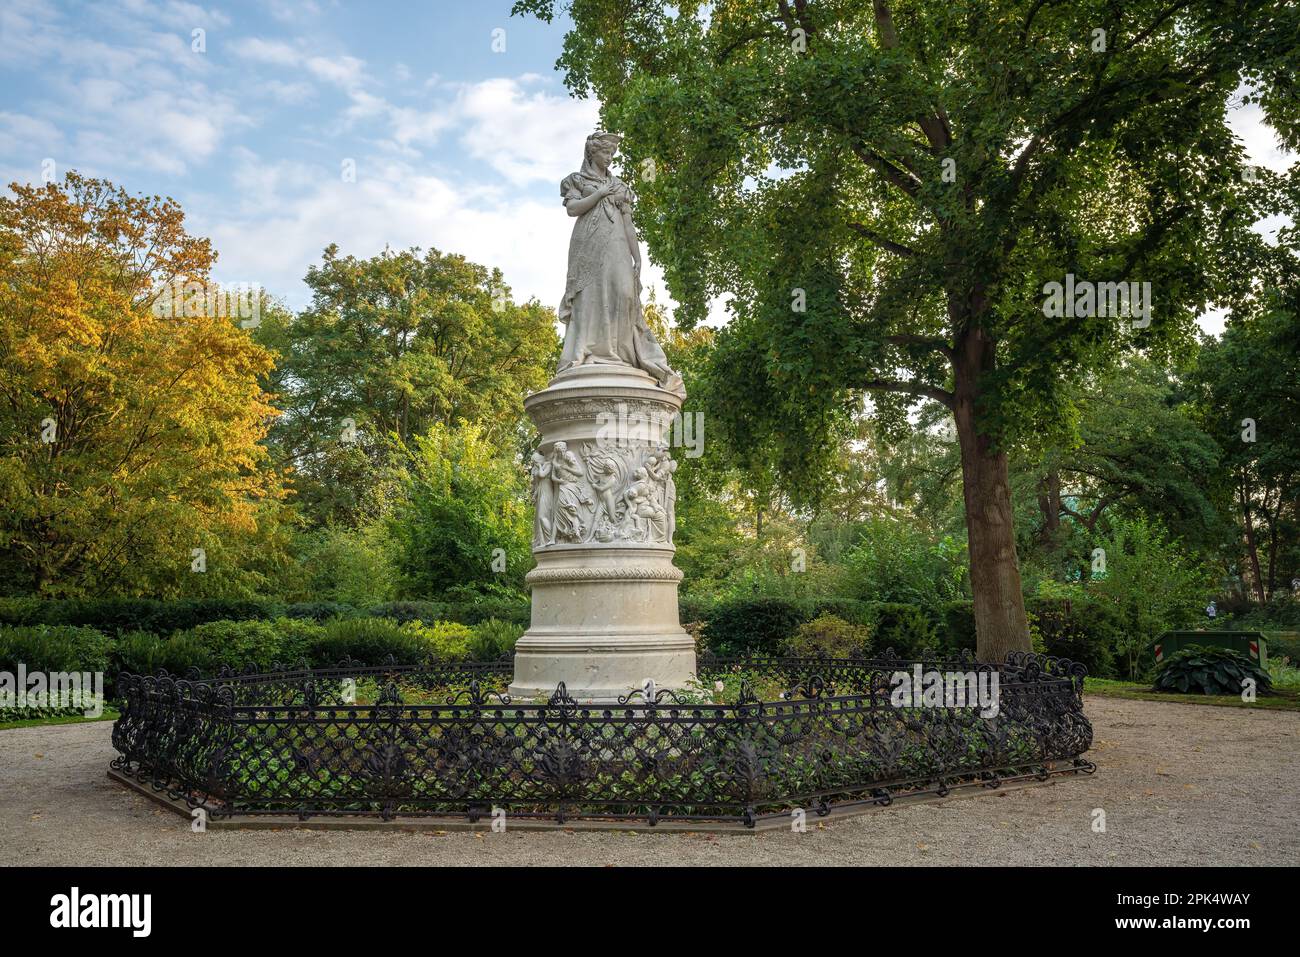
[
  {"xmin": 307, "ymin": 617, "xmax": 431, "ymax": 667},
  {"xmin": 678, "ymin": 596, "xmax": 716, "ymax": 626},
  {"xmin": 942, "ymin": 601, "xmax": 977, "ymax": 655},
  {"xmin": 112, "ymin": 631, "xmax": 215, "ymax": 681},
  {"xmin": 469, "ymin": 618, "xmax": 525, "ymax": 661},
  {"xmin": 0, "ymin": 598, "xmax": 281, "ymax": 635},
  {"xmin": 871, "ymin": 603, "xmax": 941, "ymax": 658},
  {"xmin": 440, "ymin": 600, "xmax": 530, "ymax": 627},
  {"xmin": 785, "ymin": 614, "xmax": 871, "ymax": 657},
  {"xmin": 1153, "ymin": 645, "xmax": 1273, "ymax": 696},
  {"xmin": 366, "ymin": 601, "xmax": 445, "ymax": 624},
  {"xmin": 0, "ymin": 597, "xmax": 43, "ymax": 626},
  {"xmin": 280, "ymin": 602, "xmax": 356, "ymax": 621},
  {"xmin": 838, "ymin": 517, "xmax": 968, "ymax": 616},
  {"xmin": 179, "ymin": 619, "xmax": 314, "ymax": 673},
  {"xmin": 0, "ymin": 625, "xmax": 114, "ymax": 712},
  {"xmin": 0, "ymin": 624, "xmax": 113, "ymax": 675},
  {"xmin": 406, "ymin": 620, "xmax": 476, "ymax": 660},
  {"xmin": 1026, "ymin": 596, "xmax": 1120, "ymax": 678},
  {"xmin": 703, "ymin": 598, "xmax": 806, "ymax": 657},
  {"xmin": 806, "ymin": 598, "xmax": 876, "ymax": 627},
  {"xmin": 1264, "ymin": 632, "xmax": 1300, "ymax": 662}
]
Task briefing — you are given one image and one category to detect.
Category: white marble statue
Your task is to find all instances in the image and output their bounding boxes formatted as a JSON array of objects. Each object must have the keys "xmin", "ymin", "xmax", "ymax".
[{"xmin": 559, "ymin": 131, "xmax": 685, "ymax": 398}]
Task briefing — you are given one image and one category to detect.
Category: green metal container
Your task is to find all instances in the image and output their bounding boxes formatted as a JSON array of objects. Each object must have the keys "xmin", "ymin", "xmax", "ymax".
[{"xmin": 1151, "ymin": 631, "xmax": 1267, "ymax": 667}]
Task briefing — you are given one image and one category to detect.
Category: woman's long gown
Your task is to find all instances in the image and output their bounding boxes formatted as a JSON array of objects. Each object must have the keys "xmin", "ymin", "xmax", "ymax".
[{"xmin": 558, "ymin": 172, "xmax": 683, "ymax": 395}]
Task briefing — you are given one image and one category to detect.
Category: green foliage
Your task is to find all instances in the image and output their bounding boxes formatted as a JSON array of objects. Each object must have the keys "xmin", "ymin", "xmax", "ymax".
[
  {"xmin": 785, "ymin": 614, "xmax": 871, "ymax": 658},
  {"xmin": 942, "ymin": 601, "xmax": 978, "ymax": 655},
  {"xmin": 837, "ymin": 517, "xmax": 968, "ymax": 615},
  {"xmin": 111, "ymin": 630, "xmax": 213, "ymax": 681},
  {"xmin": 389, "ymin": 422, "xmax": 532, "ymax": 601},
  {"xmin": 291, "ymin": 524, "xmax": 398, "ymax": 607},
  {"xmin": 280, "ymin": 602, "xmax": 357, "ymax": 621},
  {"xmin": 870, "ymin": 603, "xmax": 942, "ymax": 659},
  {"xmin": 470, "ymin": 618, "xmax": 525, "ymax": 661},
  {"xmin": 261, "ymin": 244, "xmax": 557, "ymax": 527},
  {"xmin": 1086, "ymin": 517, "xmax": 1215, "ymax": 678},
  {"xmin": 1153, "ymin": 645, "xmax": 1273, "ymax": 696},
  {"xmin": 703, "ymin": 598, "xmax": 806, "ymax": 657},
  {"xmin": 0, "ymin": 598, "xmax": 279, "ymax": 635},
  {"xmin": 0, "ymin": 624, "xmax": 112, "ymax": 676},
  {"xmin": 1025, "ymin": 596, "xmax": 1120, "ymax": 679},
  {"xmin": 308, "ymin": 617, "xmax": 432, "ymax": 667},
  {"xmin": 179, "ymin": 619, "xmax": 318, "ymax": 673}
]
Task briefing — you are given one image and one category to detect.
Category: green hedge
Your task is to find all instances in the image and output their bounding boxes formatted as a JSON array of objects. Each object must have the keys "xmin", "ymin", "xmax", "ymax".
[
  {"xmin": 1026, "ymin": 596, "xmax": 1122, "ymax": 678},
  {"xmin": 0, "ymin": 597, "xmax": 531, "ymax": 634},
  {"xmin": 0, "ymin": 615, "xmax": 520, "ymax": 703}
]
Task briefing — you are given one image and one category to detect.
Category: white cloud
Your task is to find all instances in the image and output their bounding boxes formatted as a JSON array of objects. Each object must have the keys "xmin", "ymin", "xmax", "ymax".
[
  {"xmin": 200, "ymin": 155, "xmax": 576, "ymax": 315},
  {"xmin": 453, "ymin": 76, "xmax": 600, "ymax": 186}
]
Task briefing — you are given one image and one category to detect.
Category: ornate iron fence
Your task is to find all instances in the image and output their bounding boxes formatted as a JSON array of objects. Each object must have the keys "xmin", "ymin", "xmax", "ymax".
[{"xmin": 110, "ymin": 652, "xmax": 1094, "ymax": 827}]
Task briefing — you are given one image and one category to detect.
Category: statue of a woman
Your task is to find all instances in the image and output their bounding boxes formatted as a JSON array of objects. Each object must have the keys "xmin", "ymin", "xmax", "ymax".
[{"xmin": 559, "ymin": 131, "xmax": 685, "ymax": 398}]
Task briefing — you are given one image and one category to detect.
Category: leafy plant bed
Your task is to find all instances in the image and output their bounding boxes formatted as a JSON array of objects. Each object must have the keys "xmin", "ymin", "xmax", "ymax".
[{"xmin": 110, "ymin": 653, "xmax": 1095, "ymax": 828}]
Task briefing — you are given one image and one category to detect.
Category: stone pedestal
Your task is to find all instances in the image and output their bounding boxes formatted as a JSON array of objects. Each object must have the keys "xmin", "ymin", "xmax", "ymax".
[{"xmin": 508, "ymin": 364, "xmax": 696, "ymax": 701}]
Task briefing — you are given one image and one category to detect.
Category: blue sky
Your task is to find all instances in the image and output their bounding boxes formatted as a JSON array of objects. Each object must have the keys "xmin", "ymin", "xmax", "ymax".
[
  {"xmin": 1, "ymin": 0, "xmax": 1294, "ymax": 332},
  {"xmin": 1, "ymin": 0, "xmax": 610, "ymax": 314}
]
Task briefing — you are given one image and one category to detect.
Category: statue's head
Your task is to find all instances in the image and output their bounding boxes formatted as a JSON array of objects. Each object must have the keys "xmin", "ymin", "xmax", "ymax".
[
  {"xmin": 584, "ymin": 130, "xmax": 622, "ymax": 167},
  {"xmin": 553, "ymin": 441, "xmax": 568, "ymax": 453}
]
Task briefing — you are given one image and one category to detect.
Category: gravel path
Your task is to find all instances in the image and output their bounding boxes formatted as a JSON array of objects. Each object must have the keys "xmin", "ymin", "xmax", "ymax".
[{"xmin": 3, "ymin": 696, "xmax": 1297, "ymax": 866}]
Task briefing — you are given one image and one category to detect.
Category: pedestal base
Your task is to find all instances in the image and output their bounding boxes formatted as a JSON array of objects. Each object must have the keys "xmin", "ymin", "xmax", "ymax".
[
  {"xmin": 508, "ymin": 630, "xmax": 697, "ymax": 702},
  {"xmin": 510, "ymin": 364, "xmax": 696, "ymax": 702}
]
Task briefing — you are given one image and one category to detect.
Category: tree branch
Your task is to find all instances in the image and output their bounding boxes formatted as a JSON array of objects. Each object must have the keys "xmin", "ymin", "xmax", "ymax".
[
  {"xmin": 847, "ymin": 222, "xmax": 920, "ymax": 258},
  {"xmin": 861, "ymin": 377, "xmax": 954, "ymax": 408}
]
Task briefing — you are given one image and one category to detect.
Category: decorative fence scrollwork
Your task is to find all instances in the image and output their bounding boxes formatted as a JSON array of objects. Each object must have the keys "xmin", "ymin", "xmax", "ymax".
[{"xmin": 110, "ymin": 653, "xmax": 1094, "ymax": 828}]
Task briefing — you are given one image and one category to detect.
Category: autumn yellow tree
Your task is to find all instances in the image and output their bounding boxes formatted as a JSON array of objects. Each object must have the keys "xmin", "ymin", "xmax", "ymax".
[{"xmin": 0, "ymin": 173, "xmax": 288, "ymax": 597}]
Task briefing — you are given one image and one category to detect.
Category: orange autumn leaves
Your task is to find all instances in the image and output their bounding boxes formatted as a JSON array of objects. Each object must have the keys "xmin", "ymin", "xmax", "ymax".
[{"xmin": 0, "ymin": 174, "xmax": 286, "ymax": 596}]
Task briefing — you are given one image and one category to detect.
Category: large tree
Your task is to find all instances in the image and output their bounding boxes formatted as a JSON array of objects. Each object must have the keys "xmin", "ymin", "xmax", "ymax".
[
  {"xmin": 262, "ymin": 244, "xmax": 559, "ymax": 526},
  {"xmin": 516, "ymin": 0, "xmax": 1298, "ymax": 659},
  {"xmin": 0, "ymin": 174, "xmax": 287, "ymax": 597},
  {"xmin": 1192, "ymin": 285, "xmax": 1300, "ymax": 602}
]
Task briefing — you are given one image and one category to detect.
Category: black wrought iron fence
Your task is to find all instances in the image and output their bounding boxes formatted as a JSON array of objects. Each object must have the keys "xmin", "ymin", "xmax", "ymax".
[{"xmin": 110, "ymin": 652, "xmax": 1094, "ymax": 827}]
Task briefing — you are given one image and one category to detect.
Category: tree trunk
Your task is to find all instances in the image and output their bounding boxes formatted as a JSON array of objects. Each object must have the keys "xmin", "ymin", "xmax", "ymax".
[
  {"xmin": 1239, "ymin": 474, "xmax": 1267, "ymax": 604},
  {"xmin": 1036, "ymin": 469, "xmax": 1061, "ymax": 546},
  {"xmin": 952, "ymin": 327, "xmax": 1031, "ymax": 663}
]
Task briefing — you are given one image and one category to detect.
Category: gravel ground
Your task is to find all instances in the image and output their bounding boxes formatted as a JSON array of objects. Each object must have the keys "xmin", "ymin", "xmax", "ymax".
[{"xmin": 2, "ymin": 695, "xmax": 1297, "ymax": 866}]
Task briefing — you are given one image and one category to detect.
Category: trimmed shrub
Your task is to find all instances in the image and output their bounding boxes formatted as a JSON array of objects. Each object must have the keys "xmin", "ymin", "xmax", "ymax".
[
  {"xmin": 807, "ymin": 598, "xmax": 876, "ymax": 628},
  {"xmin": 1026, "ymin": 597, "xmax": 1120, "ymax": 678},
  {"xmin": 703, "ymin": 598, "xmax": 805, "ymax": 657},
  {"xmin": 785, "ymin": 614, "xmax": 872, "ymax": 658},
  {"xmin": 307, "ymin": 617, "xmax": 431, "ymax": 667},
  {"xmin": 871, "ymin": 603, "xmax": 942, "ymax": 658},
  {"xmin": 366, "ymin": 601, "xmax": 445, "ymax": 624},
  {"xmin": 365, "ymin": 600, "xmax": 530, "ymax": 627},
  {"xmin": 441, "ymin": 600, "xmax": 530, "ymax": 627},
  {"xmin": 0, "ymin": 597, "xmax": 43, "ymax": 627},
  {"xmin": 942, "ymin": 601, "xmax": 977, "ymax": 655},
  {"xmin": 112, "ymin": 631, "xmax": 214, "ymax": 682},
  {"xmin": 470, "ymin": 618, "xmax": 525, "ymax": 661},
  {"xmin": 1154, "ymin": 645, "xmax": 1273, "ymax": 696},
  {"xmin": 0, "ymin": 624, "xmax": 113, "ymax": 675},
  {"xmin": 409, "ymin": 620, "xmax": 476, "ymax": 659},
  {"xmin": 281, "ymin": 602, "xmax": 357, "ymax": 621},
  {"xmin": 0, "ymin": 625, "xmax": 114, "ymax": 713},
  {"xmin": 179, "ymin": 619, "xmax": 306, "ymax": 673},
  {"xmin": 678, "ymin": 596, "xmax": 715, "ymax": 626},
  {"xmin": 2, "ymin": 598, "xmax": 280, "ymax": 635}
]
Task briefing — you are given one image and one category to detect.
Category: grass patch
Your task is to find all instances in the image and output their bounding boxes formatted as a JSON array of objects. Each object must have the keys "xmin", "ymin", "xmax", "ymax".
[{"xmin": 1084, "ymin": 678, "xmax": 1300, "ymax": 711}]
